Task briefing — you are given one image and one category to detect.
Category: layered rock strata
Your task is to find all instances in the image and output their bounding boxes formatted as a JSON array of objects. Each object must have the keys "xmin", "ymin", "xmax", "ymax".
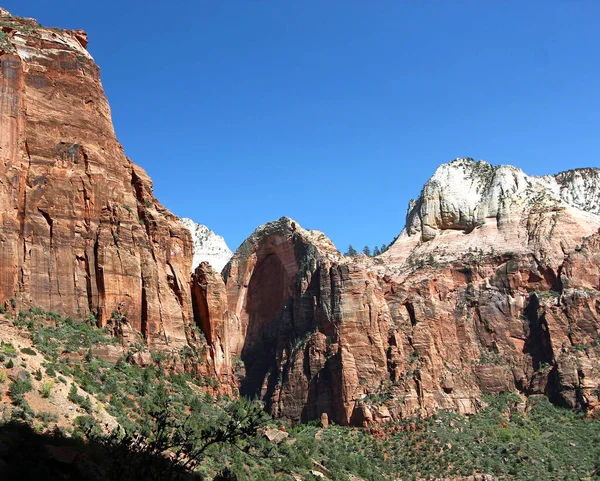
[
  {"xmin": 0, "ymin": 10, "xmax": 193, "ymax": 349},
  {"xmin": 2, "ymin": 9, "xmax": 599, "ymax": 427},
  {"xmin": 194, "ymin": 160, "xmax": 600, "ymax": 425}
]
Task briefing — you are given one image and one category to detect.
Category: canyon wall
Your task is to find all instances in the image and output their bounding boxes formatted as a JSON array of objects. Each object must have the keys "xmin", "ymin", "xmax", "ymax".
[
  {"xmin": 0, "ymin": 10, "xmax": 193, "ymax": 349},
  {"xmin": 1, "ymin": 10, "xmax": 599, "ymax": 427},
  {"xmin": 194, "ymin": 160, "xmax": 600, "ymax": 425}
]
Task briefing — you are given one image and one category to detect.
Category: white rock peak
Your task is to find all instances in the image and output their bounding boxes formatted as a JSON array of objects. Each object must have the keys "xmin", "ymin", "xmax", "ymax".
[
  {"xmin": 180, "ymin": 218, "xmax": 233, "ymax": 273},
  {"xmin": 382, "ymin": 158, "xmax": 600, "ymax": 273},
  {"xmin": 404, "ymin": 158, "xmax": 600, "ymax": 241}
]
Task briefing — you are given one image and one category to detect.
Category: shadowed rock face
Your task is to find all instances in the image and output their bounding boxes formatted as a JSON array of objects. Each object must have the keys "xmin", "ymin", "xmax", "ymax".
[
  {"xmin": 0, "ymin": 11, "xmax": 193, "ymax": 349},
  {"xmin": 2, "ymin": 11, "xmax": 600, "ymax": 427},
  {"xmin": 195, "ymin": 160, "xmax": 600, "ymax": 426}
]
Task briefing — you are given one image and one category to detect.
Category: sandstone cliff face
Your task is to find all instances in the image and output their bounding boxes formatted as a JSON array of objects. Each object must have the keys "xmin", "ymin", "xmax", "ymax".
[
  {"xmin": 198, "ymin": 160, "xmax": 600, "ymax": 425},
  {"xmin": 0, "ymin": 11, "xmax": 193, "ymax": 349},
  {"xmin": 2, "ymin": 9, "xmax": 598, "ymax": 427}
]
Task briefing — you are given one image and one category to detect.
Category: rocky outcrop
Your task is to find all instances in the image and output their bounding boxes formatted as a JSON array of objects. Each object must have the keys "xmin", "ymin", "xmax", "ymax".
[
  {"xmin": 2, "ymin": 9, "xmax": 599, "ymax": 427},
  {"xmin": 202, "ymin": 160, "xmax": 600, "ymax": 426},
  {"xmin": 0, "ymin": 10, "xmax": 193, "ymax": 349},
  {"xmin": 181, "ymin": 218, "xmax": 232, "ymax": 273}
]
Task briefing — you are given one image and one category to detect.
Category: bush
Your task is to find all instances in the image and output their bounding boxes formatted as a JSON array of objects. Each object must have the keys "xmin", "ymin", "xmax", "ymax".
[
  {"xmin": 39, "ymin": 381, "xmax": 54, "ymax": 398},
  {"xmin": 36, "ymin": 411, "xmax": 58, "ymax": 426},
  {"xmin": 0, "ymin": 341, "xmax": 16, "ymax": 357},
  {"xmin": 21, "ymin": 347, "xmax": 37, "ymax": 356},
  {"xmin": 9, "ymin": 377, "xmax": 33, "ymax": 404},
  {"xmin": 69, "ymin": 383, "xmax": 93, "ymax": 413}
]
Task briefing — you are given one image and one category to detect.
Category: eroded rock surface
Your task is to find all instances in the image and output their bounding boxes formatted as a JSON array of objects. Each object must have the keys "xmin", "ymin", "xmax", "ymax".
[
  {"xmin": 203, "ymin": 160, "xmax": 600, "ymax": 425},
  {"xmin": 1, "ymin": 9, "xmax": 599, "ymax": 427},
  {"xmin": 0, "ymin": 11, "xmax": 193, "ymax": 349}
]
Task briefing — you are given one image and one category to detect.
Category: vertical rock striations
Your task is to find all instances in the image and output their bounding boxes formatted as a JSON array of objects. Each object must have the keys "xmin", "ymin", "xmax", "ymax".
[
  {"xmin": 0, "ymin": 10, "xmax": 193, "ymax": 349},
  {"xmin": 2, "ymin": 8, "xmax": 599, "ymax": 426},
  {"xmin": 206, "ymin": 160, "xmax": 600, "ymax": 425}
]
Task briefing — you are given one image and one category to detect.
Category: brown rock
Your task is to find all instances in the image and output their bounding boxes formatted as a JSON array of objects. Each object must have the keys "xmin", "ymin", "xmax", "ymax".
[
  {"xmin": 191, "ymin": 262, "xmax": 232, "ymax": 374},
  {"xmin": 214, "ymin": 210, "xmax": 600, "ymax": 425},
  {"xmin": 263, "ymin": 427, "xmax": 289, "ymax": 444},
  {"xmin": 0, "ymin": 12, "xmax": 193, "ymax": 350}
]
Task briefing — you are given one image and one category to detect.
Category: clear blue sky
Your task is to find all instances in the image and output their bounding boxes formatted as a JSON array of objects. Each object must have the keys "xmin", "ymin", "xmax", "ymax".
[{"xmin": 4, "ymin": 1, "xmax": 600, "ymax": 252}]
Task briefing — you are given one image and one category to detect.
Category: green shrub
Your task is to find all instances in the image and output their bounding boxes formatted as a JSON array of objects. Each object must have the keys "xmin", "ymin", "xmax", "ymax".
[
  {"xmin": 9, "ymin": 377, "xmax": 33, "ymax": 404},
  {"xmin": 68, "ymin": 383, "xmax": 93, "ymax": 413},
  {"xmin": 21, "ymin": 347, "xmax": 37, "ymax": 356},
  {"xmin": 36, "ymin": 411, "xmax": 58, "ymax": 425},
  {"xmin": 0, "ymin": 341, "xmax": 16, "ymax": 356},
  {"xmin": 39, "ymin": 381, "xmax": 54, "ymax": 398}
]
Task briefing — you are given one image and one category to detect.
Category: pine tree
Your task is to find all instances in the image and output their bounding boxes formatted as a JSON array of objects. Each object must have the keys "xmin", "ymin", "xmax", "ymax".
[
  {"xmin": 373, "ymin": 246, "xmax": 381, "ymax": 256},
  {"xmin": 363, "ymin": 246, "xmax": 371, "ymax": 256},
  {"xmin": 346, "ymin": 245, "xmax": 357, "ymax": 256},
  {"xmin": 380, "ymin": 243, "xmax": 387, "ymax": 253}
]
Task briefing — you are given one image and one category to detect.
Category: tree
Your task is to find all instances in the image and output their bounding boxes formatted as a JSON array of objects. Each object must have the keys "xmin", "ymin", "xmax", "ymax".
[
  {"xmin": 85, "ymin": 393, "xmax": 270, "ymax": 480},
  {"xmin": 380, "ymin": 244, "xmax": 387, "ymax": 253},
  {"xmin": 373, "ymin": 246, "xmax": 381, "ymax": 256},
  {"xmin": 363, "ymin": 246, "xmax": 371, "ymax": 257},
  {"xmin": 346, "ymin": 245, "xmax": 357, "ymax": 256}
]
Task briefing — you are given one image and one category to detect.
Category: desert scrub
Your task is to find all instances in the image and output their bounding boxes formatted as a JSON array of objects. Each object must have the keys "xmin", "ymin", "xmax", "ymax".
[
  {"xmin": 36, "ymin": 411, "xmax": 59, "ymax": 427},
  {"xmin": 21, "ymin": 347, "xmax": 36, "ymax": 356},
  {"xmin": 0, "ymin": 341, "xmax": 16, "ymax": 357},
  {"xmin": 8, "ymin": 377, "xmax": 33, "ymax": 404},
  {"xmin": 39, "ymin": 381, "xmax": 54, "ymax": 398},
  {"xmin": 68, "ymin": 383, "xmax": 93, "ymax": 413},
  {"xmin": 15, "ymin": 307, "xmax": 116, "ymax": 360}
]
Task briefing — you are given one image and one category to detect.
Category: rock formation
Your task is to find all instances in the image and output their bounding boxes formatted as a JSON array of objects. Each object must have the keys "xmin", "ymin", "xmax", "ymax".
[
  {"xmin": 1, "ymin": 9, "xmax": 599, "ymax": 428},
  {"xmin": 0, "ymin": 10, "xmax": 193, "ymax": 349},
  {"xmin": 192, "ymin": 159, "xmax": 600, "ymax": 425},
  {"xmin": 181, "ymin": 218, "xmax": 232, "ymax": 273}
]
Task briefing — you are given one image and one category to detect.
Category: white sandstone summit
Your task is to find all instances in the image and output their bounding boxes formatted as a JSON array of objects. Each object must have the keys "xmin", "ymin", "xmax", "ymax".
[
  {"xmin": 181, "ymin": 218, "xmax": 233, "ymax": 273},
  {"xmin": 403, "ymin": 158, "xmax": 600, "ymax": 242},
  {"xmin": 385, "ymin": 158, "xmax": 600, "ymax": 272}
]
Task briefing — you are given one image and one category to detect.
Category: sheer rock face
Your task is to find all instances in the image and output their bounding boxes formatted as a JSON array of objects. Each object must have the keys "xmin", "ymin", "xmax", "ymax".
[
  {"xmin": 204, "ymin": 161, "xmax": 600, "ymax": 426},
  {"xmin": 191, "ymin": 262, "xmax": 231, "ymax": 376},
  {"xmin": 0, "ymin": 12, "xmax": 193, "ymax": 349}
]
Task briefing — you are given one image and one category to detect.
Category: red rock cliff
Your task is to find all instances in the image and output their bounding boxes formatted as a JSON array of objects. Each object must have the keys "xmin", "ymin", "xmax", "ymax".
[
  {"xmin": 0, "ymin": 10, "xmax": 193, "ymax": 349},
  {"xmin": 194, "ymin": 161, "xmax": 600, "ymax": 425}
]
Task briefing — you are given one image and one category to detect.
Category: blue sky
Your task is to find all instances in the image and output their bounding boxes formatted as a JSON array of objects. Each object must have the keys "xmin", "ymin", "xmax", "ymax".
[{"xmin": 4, "ymin": 1, "xmax": 600, "ymax": 251}]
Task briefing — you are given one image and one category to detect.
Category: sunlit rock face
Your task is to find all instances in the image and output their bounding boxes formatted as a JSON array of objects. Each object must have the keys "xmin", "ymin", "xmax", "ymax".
[
  {"xmin": 2, "ymin": 7, "xmax": 600, "ymax": 427},
  {"xmin": 181, "ymin": 218, "xmax": 232, "ymax": 273},
  {"xmin": 206, "ymin": 161, "xmax": 600, "ymax": 425},
  {"xmin": 0, "ymin": 10, "xmax": 194, "ymax": 349}
]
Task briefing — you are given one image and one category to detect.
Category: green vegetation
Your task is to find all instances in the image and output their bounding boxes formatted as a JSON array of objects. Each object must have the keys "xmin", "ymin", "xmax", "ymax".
[
  {"xmin": 68, "ymin": 383, "xmax": 93, "ymax": 413},
  {"xmin": 345, "ymin": 243, "xmax": 391, "ymax": 257},
  {"xmin": 39, "ymin": 381, "xmax": 54, "ymax": 399},
  {"xmin": 8, "ymin": 377, "xmax": 33, "ymax": 405},
  {"xmin": 2, "ymin": 308, "xmax": 600, "ymax": 480}
]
